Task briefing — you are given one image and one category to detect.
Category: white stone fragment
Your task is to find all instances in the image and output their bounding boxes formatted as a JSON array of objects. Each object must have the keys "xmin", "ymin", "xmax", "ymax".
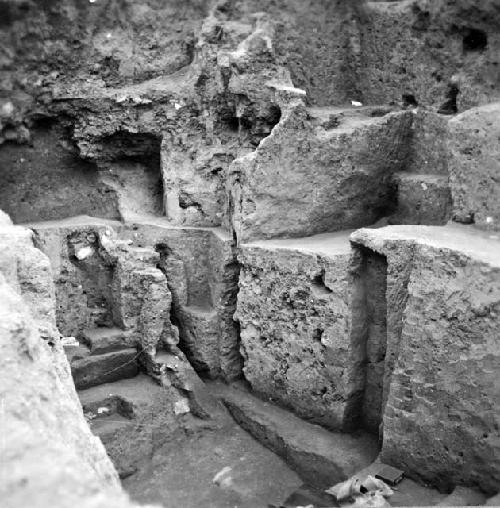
[
  {"xmin": 0, "ymin": 101, "xmax": 14, "ymax": 117},
  {"xmin": 75, "ymin": 246, "xmax": 94, "ymax": 260},
  {"xmin": 174, "ymin": 399, "xmax": 190, "ymax": 415},
  {"xmin": 61, "ymin": 336, "xmax": 79, "ymax": 347},
  {"xmin": 212, "ymin": 466, "xmax": 232, "ymax": 486}
]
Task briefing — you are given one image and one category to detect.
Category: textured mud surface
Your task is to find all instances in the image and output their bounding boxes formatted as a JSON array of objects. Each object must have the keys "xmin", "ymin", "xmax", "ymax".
[{"xmin": 1, "ymin": 1, "xmax": 500, "ymax": 507}]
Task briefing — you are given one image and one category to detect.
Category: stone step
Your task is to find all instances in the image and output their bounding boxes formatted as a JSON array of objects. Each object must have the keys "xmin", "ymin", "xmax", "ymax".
[
  {"xmin": 177, "ymin": 305, "xmax": 219, "ymax": 378},
  {"xmin": 81, "ymin": 327, "xmax": 136, "ymax": 355},
  {"xmin": 71, "ymin": 348, "xmax": 139, "ymax": 390},
  {"xmin": 212, "ymin": 383, "xmax": 379, "ymax": 489},
  {"xmin": 390, "ymin": 172, "xmax": 451, "ymax": 226}
]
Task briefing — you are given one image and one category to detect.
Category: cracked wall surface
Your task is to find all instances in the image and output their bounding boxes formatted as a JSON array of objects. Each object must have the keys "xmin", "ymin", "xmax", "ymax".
[
  {"xmin": 0, "ymin": 218, "xmax": 145, "ymax": 508},
  {"xmin": 352, "ymin": 225, "xmax": 500, "ymax": 495},
  {"xmin": 1, "ymin": 0, "xmax": 500, "ymax": 505},
  {"xmin": 237, "ymin": 235, "xmax": 360, "ymax": 431}
]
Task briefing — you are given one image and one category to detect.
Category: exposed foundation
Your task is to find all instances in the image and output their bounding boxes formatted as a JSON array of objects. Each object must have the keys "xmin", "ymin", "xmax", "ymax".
[{"xmin": 1, "ymin": 1, "xmax": 500, "ymax": 508}]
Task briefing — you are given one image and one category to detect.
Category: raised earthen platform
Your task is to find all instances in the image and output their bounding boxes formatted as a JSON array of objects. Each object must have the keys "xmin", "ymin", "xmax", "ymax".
[{"xmin": 2, "ymin": 1, "xmax": 500, "ymax": 507}]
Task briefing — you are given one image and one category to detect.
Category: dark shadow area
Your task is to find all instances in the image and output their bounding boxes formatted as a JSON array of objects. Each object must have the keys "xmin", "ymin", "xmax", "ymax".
[
  {"xmin": 95, "ymin": 131, "xmax": 164, "ymax": 217},
  {"xmin": 310, "ymin": 270, "xmax": 333, "ymax": 297},
  {"xmin": 0, "ymin": 118, "xmax": 120, "ymax": 224},
  {"xmin": 360, "ymin": 247, "xmax": 388, "ymax": 435},
  {"xmin": 345, "ymin": 246, "xmax": 388, "ymax": 437},
  {"xmin": 463, "ymin": 28, "xmax": 488, "ymax": 52},
  {"xmin": 220, "ymin": 103, "xmax": 282, "ymax": 147}
]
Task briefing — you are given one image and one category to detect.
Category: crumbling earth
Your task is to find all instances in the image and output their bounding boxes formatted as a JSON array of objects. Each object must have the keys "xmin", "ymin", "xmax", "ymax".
[{"xmin": 1, "ymin": 1, "xmax": 500, "ymax": 508}]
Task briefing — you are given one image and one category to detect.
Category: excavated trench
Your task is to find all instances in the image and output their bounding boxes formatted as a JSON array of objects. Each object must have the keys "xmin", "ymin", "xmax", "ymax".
[
  {"xmin": 2, "ymin": 1, "xmax": 500, "ymax": 507},
  {"xmin": 3, "ymin": 81, "xmax": 491, "ymax": 508},
  {"xmin": 27, "ymin": 215, "xmax": 449, "ymax": 508},
  {"xmin": 10, "ymin": 110, "xmax": 447, "ymax": 506}
]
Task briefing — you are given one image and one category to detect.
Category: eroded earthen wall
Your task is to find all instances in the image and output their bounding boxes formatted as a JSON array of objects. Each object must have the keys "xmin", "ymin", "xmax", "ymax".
[{"xmin": 0, "ymin": 217, "xmax": 139, "ymax": 508}]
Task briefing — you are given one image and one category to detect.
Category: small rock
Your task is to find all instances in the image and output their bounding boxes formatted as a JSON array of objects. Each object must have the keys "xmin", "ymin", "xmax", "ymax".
[
  {"xmin": 61, "ymin": 336, "xmax": 79, "ymax": 347},
  {"xmin": 173, "ymin": 398, "xmax": 190, "ymax": 415},
  {"xmin": 212, "ymin": 466, "xmax": 232, "ymax": 486},
  {"xmin": 75, "ymin": 246, "xmax": 94, "ymax": 261},
  {"xmin": 0, "ymin": 101, "xmax": 14, "ymax": 117}
]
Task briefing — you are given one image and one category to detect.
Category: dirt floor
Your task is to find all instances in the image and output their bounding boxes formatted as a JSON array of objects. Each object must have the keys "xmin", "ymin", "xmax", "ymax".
[
  {"xmin": 122, "ymin": 420, "xmax": 303, "ymax": 508},
  {"xmin": 119, "ymin": 381, "xmax": 449, "ymax": 508}
]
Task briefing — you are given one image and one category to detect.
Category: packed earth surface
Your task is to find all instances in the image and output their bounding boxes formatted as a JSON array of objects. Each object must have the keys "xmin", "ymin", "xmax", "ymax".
[{"xmin": 1, "ymin": 1, "xmax": 500, "ymax": 507}]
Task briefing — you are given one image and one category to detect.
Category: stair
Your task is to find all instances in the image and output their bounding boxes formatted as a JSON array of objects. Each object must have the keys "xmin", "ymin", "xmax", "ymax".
[
  {"xmin": 81, "ymin": 327, "xmax": 136, "ymax": 355},
  {"xmin": 71, "ymin": 347, "xmax": 139, "ymax": 390},
  {"xmin": 63, "ymin": 326, "xmax": 141, "ymax": 390},
  {"xmin": 67, "ymin": 327, "xmax": 139, "ymax": 390}
]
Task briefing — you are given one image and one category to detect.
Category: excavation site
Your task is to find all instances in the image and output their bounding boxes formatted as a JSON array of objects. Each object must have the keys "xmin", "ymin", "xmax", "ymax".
[{"xmin": 1, "ymin": 1, "xmax": 500, "ymax": 507}]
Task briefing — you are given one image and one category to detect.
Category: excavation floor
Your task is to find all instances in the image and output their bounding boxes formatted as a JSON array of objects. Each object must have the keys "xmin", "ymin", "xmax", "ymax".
[
  {"xmin": 122, "ymin": 421, "xmax": 303, "ymax": 508},
  {"xmin": 119, "ymin": 380, "xmax": 452, "ymax": 508}
]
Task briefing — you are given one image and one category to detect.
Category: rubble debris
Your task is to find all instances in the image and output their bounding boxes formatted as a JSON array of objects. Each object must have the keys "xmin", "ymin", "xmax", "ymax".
[{"xmin": 326, "ymin": 475, "xmax": 393, "ymax": 504}]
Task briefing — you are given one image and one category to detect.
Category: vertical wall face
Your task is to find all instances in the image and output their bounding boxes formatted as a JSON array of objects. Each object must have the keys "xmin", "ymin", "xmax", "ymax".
[
  {"xmin": 0, "ymin": 219, "xmax": 133, "ymax": 508},
  {"xmin": 448, "ymin": 102, "xmax": 500, "ymax": 230},
  {"xmin": 128, "ymin": 223, "xmax": 242, "ymax": 381},
  {"xmin": 230, "ymin": 105, "xmax": 412, "ymax": 243},
  {"xmin": 382, "ymin": 245, "xmax": 500, "ymax": 494},
  {"xmin": 237, "ymin": 237, "xmax": 364, "ymax": 431},
  {"xmin": 359, "ymin": 1, "xmax": 500, "ymax": 109},
  {"xmin": 33, "ymin": 223, "xmax": 121, "ymax": 338},
  {"xmin": 352, "ymin": 225, "xmax": 500, "ymax": 494},
  {"xmin": 407, "ymin": 110, "xmax": 450, "ymax": 176},
  {"xmin": 0, "ymin": 121, "xmax": 120, "ymax": 224},
  {"xmin": 360, "ymin": 248, "xmax": 388, "ymax": 434},
  {"xmin": 271, "ymin": 0, "xmax": 363, "ymax": 106}
]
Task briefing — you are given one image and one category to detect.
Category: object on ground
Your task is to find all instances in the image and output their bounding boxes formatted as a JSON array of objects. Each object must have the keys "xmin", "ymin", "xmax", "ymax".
[{"xmin": 373, "ymin": 464, "xmax": 404, "ymax": 486}]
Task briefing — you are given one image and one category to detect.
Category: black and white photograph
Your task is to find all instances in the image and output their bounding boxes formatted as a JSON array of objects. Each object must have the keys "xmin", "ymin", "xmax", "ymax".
[{"xmin": 1, "ymin": 1, "xmax": 499, "ymax": 507}]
